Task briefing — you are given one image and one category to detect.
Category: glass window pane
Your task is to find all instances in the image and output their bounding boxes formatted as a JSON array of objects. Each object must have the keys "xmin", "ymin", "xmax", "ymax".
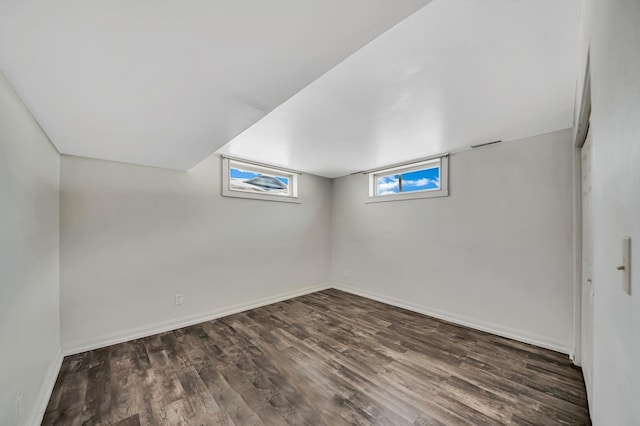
[
  {"xmin": 376, "ymin": 174, "xmax": 400, "ymax": 196},
  {"xmin": 400, "ymin": 167, "xmax": 440, "ymax": 193},
  {"xmin": 230, "ymin": 167, "xmax": 289, "ymax": 194}
]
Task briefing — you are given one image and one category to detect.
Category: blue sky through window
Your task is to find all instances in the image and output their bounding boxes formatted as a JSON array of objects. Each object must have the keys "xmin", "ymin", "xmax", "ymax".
[
  {"xmin": 230, "ymin": 167, "xmax": 289, "ymax": 185},
  {"xmin": 377, "ymin": 166, "xmax": 439, "ymax": 196}
]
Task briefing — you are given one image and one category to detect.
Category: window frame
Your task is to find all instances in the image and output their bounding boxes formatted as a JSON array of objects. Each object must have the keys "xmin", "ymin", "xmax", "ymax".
[
  {"xmin": 367, "ymin": 155, "xmax": 449, "ymax": 203},
  {"xmin": 222, "ymin": 157, "xmax": 300, "ymax": 203}
]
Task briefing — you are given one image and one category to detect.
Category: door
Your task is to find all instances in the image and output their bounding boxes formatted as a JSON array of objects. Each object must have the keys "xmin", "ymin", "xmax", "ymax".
[{"xmin": 581, "ymin": 129, "xmax": 594, "ymax": 407}]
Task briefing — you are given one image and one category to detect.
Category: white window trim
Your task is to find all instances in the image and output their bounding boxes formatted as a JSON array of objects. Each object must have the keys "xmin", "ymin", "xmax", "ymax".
[
  {"xmin": 222, "ymin": 157, "xmax": 300, "ymax": 203},
  {"xmin": 366, "ymin": 155, "xmax": 449, "ymax": 203}
]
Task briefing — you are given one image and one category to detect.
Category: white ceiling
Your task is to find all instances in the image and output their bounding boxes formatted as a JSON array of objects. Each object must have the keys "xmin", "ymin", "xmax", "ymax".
[
  {"xmin": 219, "ymin": 0, "xmax": 582, "ymax": 178},
  {"xmin": 0, "ymin": 0, "xmax": 428, "ymax": 170}
]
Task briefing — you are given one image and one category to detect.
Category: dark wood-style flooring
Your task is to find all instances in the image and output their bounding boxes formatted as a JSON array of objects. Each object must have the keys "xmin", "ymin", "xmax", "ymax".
[{"xmin": 43, "ymin": 289, "xmax": 590, "ymax": 425}]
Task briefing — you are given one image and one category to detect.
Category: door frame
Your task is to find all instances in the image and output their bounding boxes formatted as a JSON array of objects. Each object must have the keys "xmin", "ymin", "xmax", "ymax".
[{"xmin": 572, "ymin": 54, "xmax": 591, "ymax": 366}]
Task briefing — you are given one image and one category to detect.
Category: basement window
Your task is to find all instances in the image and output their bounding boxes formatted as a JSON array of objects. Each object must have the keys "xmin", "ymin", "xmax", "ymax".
[
  {"xmin": 222, "ymin": 158, "xmax": 299, "ymax": 203},
  {"xmin": 367, "ymin": 155, "xmax": 449, "ymax": 203}
]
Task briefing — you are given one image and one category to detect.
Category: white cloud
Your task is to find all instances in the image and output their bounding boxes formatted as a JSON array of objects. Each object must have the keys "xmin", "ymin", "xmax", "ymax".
[
  {"xmin": 377, "ymin": 174, "xmax": 440, "ymax": 195},
  {"xmin": 403, "ymin": 177, "xmax": 440, "ymax": 188},
  {"xmin": 377, "ymin": 177, "xmax": 399, "ymax": 191},
  {"xmin": 403, "ymin": 178, "xmax": 431, "ymax": 187}
]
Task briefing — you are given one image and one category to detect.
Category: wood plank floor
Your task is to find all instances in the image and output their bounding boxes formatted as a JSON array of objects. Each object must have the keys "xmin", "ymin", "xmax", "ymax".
[{"xmin": 43, "ymin": 289, "xmax": 590, "ymax": 425}]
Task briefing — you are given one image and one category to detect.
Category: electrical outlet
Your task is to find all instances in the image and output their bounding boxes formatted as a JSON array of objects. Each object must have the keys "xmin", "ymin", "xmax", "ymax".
[
  {"xmin": 175, "ymin": 294, "xmax": 183, "ymax": 306},
  {"xmin": 621, "ymin": 237, "xmax": 631, "ymax": 295},
  {"xmin": 344, "ymin": 269, "xmax": 349, "ymax": 278}
]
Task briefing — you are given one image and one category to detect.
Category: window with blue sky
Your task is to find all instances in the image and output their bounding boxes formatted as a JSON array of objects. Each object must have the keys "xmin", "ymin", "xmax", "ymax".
[
  {"xmin": 223, "ymin": 158, "xmax": 299, "ymax": 202},
  {"xmin": 229, "ymin": 162, "xmax": 292, "ymax": 200},
  {"xmin": 229, "ymin": 166, "xmax": 291, "ymax": 195},
  {"xmin": 368, "ymin": 155, "xmax": 448, "ymax": 202},
  {"xmin": 376, "ymin": 166, "xmax": 440, "ymax": 196}
]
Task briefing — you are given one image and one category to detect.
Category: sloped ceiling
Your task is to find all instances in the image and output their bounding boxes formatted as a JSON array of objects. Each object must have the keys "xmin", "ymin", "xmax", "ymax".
[
  {"xmin": 0, "ymin": 0, "xmax": 429, "ymax": 170},
  {"xmin": 219, "ymin": 0, "xmax": 582, "ymax": 178}
]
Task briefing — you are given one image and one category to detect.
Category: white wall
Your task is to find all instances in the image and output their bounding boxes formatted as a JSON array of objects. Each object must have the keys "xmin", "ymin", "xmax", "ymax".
[
  {"xmin": 0, "ymin": 72, "xmax": 61, "ymax": 425},
  {"xmin": 60, "ymin": 154, "xmax": 332, "ymax": 353},
  {"xmin": 577, "ymin": 0, "xmax": 640, "ymax": 423},
  {"xmin": 331, "ymin": 129, "xmax": 575, "ymax": 352}
]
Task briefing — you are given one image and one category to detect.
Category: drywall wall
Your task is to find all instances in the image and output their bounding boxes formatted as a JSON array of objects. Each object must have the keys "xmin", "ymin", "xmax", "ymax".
[
  {"xmin": 60, "ymin": 154, "xmax": 332, "ymax": 353},
  {"xmin": 0, "ymin": 71, "xmax": 61, "ymax": 425},
  {"xmin": 576, "ymin": 0, "xmax": 640, "ymax": 423},
  {"xmin": 331, "ymin": 129, "xmax": 575, "ymax": 352}
]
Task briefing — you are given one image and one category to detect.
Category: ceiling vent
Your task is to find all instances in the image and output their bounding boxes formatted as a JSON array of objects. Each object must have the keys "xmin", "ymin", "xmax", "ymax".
[{"xmin": 470, "ymin": 140, "xmax": 502, "ymax": 149}]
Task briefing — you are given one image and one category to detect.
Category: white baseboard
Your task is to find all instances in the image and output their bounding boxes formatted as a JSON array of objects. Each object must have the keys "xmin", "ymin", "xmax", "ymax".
[
  {"xmin": 63, "ymin": 282, "xmax": 570, "ymax": 358},
  {"xmin": 63, "ymin": 284, "xmax": 331, "ymax": 356},
  {"xmin": 27, "ymin": 349, "xmax": 63, "ymax": 426},
  {"xmin": 332, "ymin": 284, "xmax": 571, "ymax": 355}
]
